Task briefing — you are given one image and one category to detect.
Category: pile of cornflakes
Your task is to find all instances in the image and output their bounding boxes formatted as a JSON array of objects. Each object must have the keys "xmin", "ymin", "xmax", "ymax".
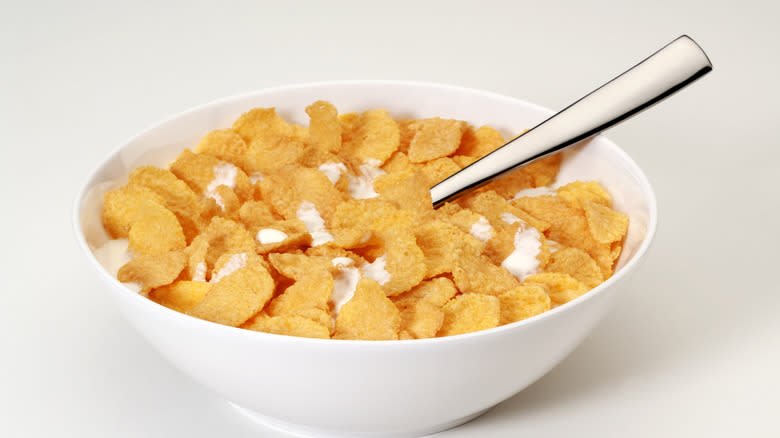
[{"xmin": 100, "ymin": 101, "xmax": 629, "ymax": 340}]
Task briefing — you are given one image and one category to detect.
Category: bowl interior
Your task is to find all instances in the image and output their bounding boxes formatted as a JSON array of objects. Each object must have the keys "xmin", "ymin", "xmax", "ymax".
[{"xmin": 77, "ymin": 80, "xmax": 655, "ymax": 296}]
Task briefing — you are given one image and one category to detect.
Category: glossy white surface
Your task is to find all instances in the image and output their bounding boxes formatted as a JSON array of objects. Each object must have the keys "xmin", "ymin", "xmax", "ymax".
[
  {"xmin": 73, "ymin": 81, "xmax": 655, "ymax": 437},
  {"xmin": 2, "ymin": 1, "xmax": 779, "ymax": 437}
]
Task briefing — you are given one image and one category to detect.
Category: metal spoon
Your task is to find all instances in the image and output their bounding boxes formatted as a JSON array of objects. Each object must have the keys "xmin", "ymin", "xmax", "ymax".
[{"xmin": 430, "ymin": 35, "xmax": 712, "ymax": 207}]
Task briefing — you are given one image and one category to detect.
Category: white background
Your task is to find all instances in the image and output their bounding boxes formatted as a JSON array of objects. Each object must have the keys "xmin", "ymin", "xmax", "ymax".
[{"xmin": 2, "ymin": 0, "xmax": 779, "ymax": 436}]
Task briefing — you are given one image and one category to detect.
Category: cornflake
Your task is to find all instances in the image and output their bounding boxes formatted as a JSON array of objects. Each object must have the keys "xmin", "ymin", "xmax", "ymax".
[{"xmin": 98, "ymin": 100, "xmax": 629, "ymax": 339}]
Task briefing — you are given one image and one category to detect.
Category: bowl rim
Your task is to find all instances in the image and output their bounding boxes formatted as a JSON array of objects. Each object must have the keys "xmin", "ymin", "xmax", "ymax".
[{"xmin": 72, "ymin": 79, "xmax": 658, "ymax": 346}]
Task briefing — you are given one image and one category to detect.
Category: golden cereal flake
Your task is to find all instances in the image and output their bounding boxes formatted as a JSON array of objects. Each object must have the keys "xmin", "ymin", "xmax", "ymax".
[
  {"xmin": 396, "ymin": 119, "xmax": 417, "ymax": 154},
  {"xmin": 434, "ymin": 204, "xmax": 488, "ymax": 237},
  {"xmin": 305, "ymin": 246, "xmax": 367, "ymax": 266},
  {"xmin": 399, "ymin": 330, "xmax": 414, "ymax": 340},
  {"xmin": 376, "ymin": 227, "xmax": 426, "ymax": 296},
  {"xmin": 243, "ymin": 137, "xmax": 305, "ymax": 175},
  {"xmin": 197, "ymin": 196, "xmax": 223, "ymax": 226},
  {"xmin": 610, "ymin": 242, "xmax": 623, "ymax": 265},
  {"xmin": 451, "ymin": 154, "xmax": 478, "ymax": 168},
  {"xmin": 212, "ymin": 184, "xmax": 241, "ymax": 219},
  {"xmin": 482, "ymin": 220, "xmax": 522, "ymax": 267},
  {"xmin": 399, "ymin": 301, "xmax": 445, "ymax": 339},
  {"xmin": 382, "ymin": 151, "xmax": 413, "ymax": 174},
  {"xmin": 330, "ymin": 199, "xmax": 413, "ymax": 248},
  {"xmin": 459, "ymin": 190, "xmax": 530, "ymax": 227},
  {"xmin": 149, "ymin": 280, "xmax": 211, "ymax": 313},
  {"xmin": 455, "ymin": 125, "xmax": 505, "ymax": 157},
  {"xmin": 438, "ymin": 293, "xmax": 500, "ymax": 337},
  {"xmin": 201, "ymin": 217, "xmax": 256, "ymax": 269},
  {"xmin": 392, "ymin": 277, "xmax": 458, "ymax": 310},
  {"xmin": 230, "ymin": 107, "xmax": 308, "ymax": 174},
  {"xmin": 195, "ymin": 129, "xmax": 249, "ymax": 163},
  {"xmin": 523, "ymin": 154, "xmax": 562, "ymax": 187},
  {"xmin": 187, "ymin": 258, "xmax": 274, "ymax": 327},
  {"xmin": 169, "ymin": 149, "xmax": 253, "ymax": 201},
  {"xmin": 232, "ymin": 107, "xmax": 305, "ymax": 146},
  {"xmin": 352, "ymin": 244, "xmax": 385, "ymax": 262},
  {"xmin": 417, "ymin": 157, "xmax": 461, "ymax": 184},
  {"xmin": 505, "ymin": 205, "xmax": 551, "ymax": 233},
  {"xmin": 415, "ymin": 220, "xmax": 484, "ymax": 279},
  {"xmin": 298, "ymin": 147, "xmax": 344, "ymax": 171},
  {"xmin": 407, "ymin": 118, "xmax": 467, "ymax": 163},
  {"xmin": 102, "ymin": 186, "xmax": 166, "ymax": 239},
  {"xmin": 582, "ymin": 199, "xmax": 629, "ymax": 244},
  {"xmin": 498, "ymin": 283, "xmax": 551, "ymax": 324},
  {"xmin": 525, "ymin": 272, "xmax": 588, "ymax": 306},
  {"xmin": 457, "ymin": 190, "xmax": 506, "ymax": 221},
  {"xmin": 483, "ymin": 170, "xmax": 535, "ymax": 199},
  {"xmin": 184, "ymin": 234, "xmax": 209, "ymax": 281},
  {"xmin": 266, "ymin": 270, "xmax": 334, "ymax": 331},
  {"xmin": 545, "ymin": 247, "xmax": 604, "ymax": 288},
  {"xmin": 126, "ymin": 201, "xmax": 186, "ymax": 256},
  {"xmin": 127, "ymin": 166, "xmax": 202, "ymax": 242},
  {"xmin": 117, "ymin": 250, "xmax": 187, "ymax": 291},
  {"xmin": 268, "ymin": 252, "xmax": 335, "ymax": 281},
  {"xmin": 537, "ymin": 233, "xmax": 552, "ymax": 269},
  {"xmin": 260, "ymin": 165, "xmax": 345, "ymax": 222},
  {"xmin": 452, "ymin": 247, "xmax": 520, "ymax": 296},
  {"xmin": 237, "ymin": 200, "xmax": 279, "ymax": 231},
  {"xmin": 373, "ymin": 170, "xmax": 434, "ymax": 220},
  {"xmin": 254, "ymin": 219, "xmax": 312, "ymax": 254},
  {"xmin": 210, "ymin": 252, "xmax": 266, "ymax": 284},
  {"xmin": 340, "ymin": 109, "xmax": 400, "ymax": 165},
  {"xmin": 338, "ymin": 112, "xmax": 360, "ymax": 146},
  {"xmin": 556, "ymin": 181, "xmax": 613, "ymax": 207},
  {"xmin": 333, "ymin": 278, "xmax": 401, "ymax": 340},
  {"xmin": 512, "ymin": 195, "xmax": 614, "ymax": 278},
  {"xmin": 244, "ymin": 314, "xmax": 330, "ymax": 339},
  {"xmin": 306, "ymin": 100, "xmax": 342, "ymax": 154}
]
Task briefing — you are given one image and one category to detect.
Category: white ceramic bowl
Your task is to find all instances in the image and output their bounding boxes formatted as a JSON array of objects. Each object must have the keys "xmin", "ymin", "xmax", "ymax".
[{"xmin": 73, "ymin": 81, "xmax": 657, "ymax": 438}]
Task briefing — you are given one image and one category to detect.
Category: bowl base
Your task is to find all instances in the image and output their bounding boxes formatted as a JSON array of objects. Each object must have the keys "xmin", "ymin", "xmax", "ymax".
[{"xmin": 228, "ymin": 401, "xmax": 491, "ymax": 438}]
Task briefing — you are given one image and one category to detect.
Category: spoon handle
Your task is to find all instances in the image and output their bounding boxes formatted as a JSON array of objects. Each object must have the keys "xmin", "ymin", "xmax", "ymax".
[{"xmin": 430, "ymin": 34, "xmax": 712, "ymax": 207}]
